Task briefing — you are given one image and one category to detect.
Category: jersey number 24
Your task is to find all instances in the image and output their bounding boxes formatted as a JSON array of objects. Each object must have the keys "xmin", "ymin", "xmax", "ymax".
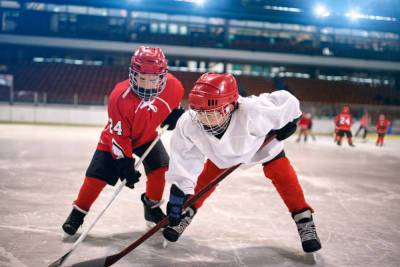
[{"xmin": 108, "ymin": 118, "xmax": 123, "ymax": 135}]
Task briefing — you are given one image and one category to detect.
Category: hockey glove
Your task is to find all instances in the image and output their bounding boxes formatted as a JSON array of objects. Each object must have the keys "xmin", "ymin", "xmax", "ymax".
[
  {"xmin": 161, "ymin": 107, "xmax": 185, "ymax": 130},
  {"xmin": 273, "ymin": 116, "xmax": 300, "ymax": 141},
  {"xmin": 167, "ymin": 184, "xmax": 188, "ymax": 226},
  {"xmin": 115, "ymin": 157, "xmax": 141, "ymax": 189}
]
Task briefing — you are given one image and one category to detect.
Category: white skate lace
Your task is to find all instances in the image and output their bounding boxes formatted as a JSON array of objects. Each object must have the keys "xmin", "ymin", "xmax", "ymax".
[
  {"xmin": 297, "ymin": 221, "xmax": 318, "ymax": 242},
  {"xmin": 171, "ymin": 216, "xmax": 193, "ymax": 234}
]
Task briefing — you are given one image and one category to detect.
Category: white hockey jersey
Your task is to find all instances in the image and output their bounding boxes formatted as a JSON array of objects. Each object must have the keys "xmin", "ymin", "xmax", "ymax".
[{"xmin": 166, "ymin": 90, "xmax": 302, "ymax": 194}]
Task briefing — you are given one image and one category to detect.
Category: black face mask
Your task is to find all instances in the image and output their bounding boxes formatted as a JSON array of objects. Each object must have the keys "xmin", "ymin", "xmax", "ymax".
[{"xmin": 132, "ymin": 85, "xmax": 159, "ymax": 101}]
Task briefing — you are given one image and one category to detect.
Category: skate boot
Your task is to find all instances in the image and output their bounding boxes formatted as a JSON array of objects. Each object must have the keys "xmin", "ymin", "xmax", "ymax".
[
  {"xmin": 141, "ymin": 193, "xmax": 166, "ymax": 227},
  {"xmin": 349, "ymin": 142, "xmax": 355, "ymax": 147},
  {"xmin": 293, "ymin": 209, "xmax": 321, "ymax": 253},
  {"xmin": 62, "ymin": 206, "xmax": 87, "ymax": 236},
  {"xmin": 163, "ymin": 206, "xmax": 197, "ymax": 242}
]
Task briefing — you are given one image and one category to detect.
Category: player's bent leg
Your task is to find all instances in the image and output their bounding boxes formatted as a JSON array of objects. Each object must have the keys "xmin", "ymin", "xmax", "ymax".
[
  {"xmin": 263, "ymin": 155, "xmax": 321, "ymax": 253},
  {"xmin": 145, "ymin": 166, "xmax": 167, "ymax": 201},
  {"xmin": 135, "ymin": 140, "xmax": 169, "ymax": 226},
  {"xmin": 62, "ymin": 176, "xmax": 106, "ymax": 235},
  {"xmin": 163, "ymin": 160, "xmax": 224, "ymax": 242},
  {"xmin": 347, "ymin": 131, "xmax": 355, "ymax": 147},
  {"xmin": 193, "ymin": 159, "xmax": 226, "ymax": 209},
  {"xmin": 141, "ymin": 166, "xmax": 168, "ymax": 227},
  {"xmin": 263, "ymin": 155, "xmax": 311, "ymax": 213}
]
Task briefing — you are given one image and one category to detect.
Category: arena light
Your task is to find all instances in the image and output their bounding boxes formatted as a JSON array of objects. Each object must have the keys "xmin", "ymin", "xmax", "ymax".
[
  {"xmin": 346, "ymin": 10, "xmax": 362, "ymax": 21},
  {"xmin": 194, "ymin": 0, "xmax": 205, "ymax": 5},
  {"xmin": 175, "ymin": 0, "xmax": 205, "ymax": 5},
  {"xmin": 345, "ymin": 10, "xmax": 396, "ymax": 22},
  {"xmin": 314, "ymin": 5, "xmax": 330, "ymax": 17},
  {"xmin": 264, "ymin": 5, "xmax": 302, "ymax": 13}
]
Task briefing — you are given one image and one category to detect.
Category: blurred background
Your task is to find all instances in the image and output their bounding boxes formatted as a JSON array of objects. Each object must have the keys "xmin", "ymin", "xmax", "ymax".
[{"xmin": 0, "ymin": 0, "xmax": 399, "ymax": 134}]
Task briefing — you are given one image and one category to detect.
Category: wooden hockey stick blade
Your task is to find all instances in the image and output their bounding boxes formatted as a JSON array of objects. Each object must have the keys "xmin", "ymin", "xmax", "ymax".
[
  {"xmin": 68, "ymin": 257, "xmax": 106, "ymax": 267},
  {"xmin": 48, "ymin": 251, "xmax": 72, "ymax": 267}
]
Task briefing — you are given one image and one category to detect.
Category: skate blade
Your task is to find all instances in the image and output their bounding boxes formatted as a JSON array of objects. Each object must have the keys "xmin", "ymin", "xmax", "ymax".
[
  {"xmin": 62, "ymin": 233, "xmax": 78, "ymax": 242},
  {"xmin": 162, "ymin": 239, "xmax": 169, "ymax": 249},
  {"xmin": 304, "ymin": 252, "xmax": 317, "ymax": 263}
]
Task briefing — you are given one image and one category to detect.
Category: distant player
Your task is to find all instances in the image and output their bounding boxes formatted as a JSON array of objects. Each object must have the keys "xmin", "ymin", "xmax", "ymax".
[
  {"xmin": 335, "ymin": 106, "xmax": 355, "ymax": 147},
  {"xmin": 62, "ymin": 46, "xmax": 185, "ymax": 235},
  {"xmin": 376, "ymin": 114, "xmax": 391, "ymax": 146},
  {"xmin": 296, "ymin": 112, "xmax": 311, "ymax": 142},
  {"xmin": 355, "ymin": 112, "xmax": 369, "ymax": 142},
  {"xmin": 163, "ymin": 73, "xmax": 321, "ymax": 253},
  {"xmin": 307, "ymin": 113, "xmax": 316, "ymax": 141}
]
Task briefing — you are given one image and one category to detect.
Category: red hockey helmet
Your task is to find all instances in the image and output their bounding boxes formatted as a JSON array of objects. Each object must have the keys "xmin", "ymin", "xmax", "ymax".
[
  {"xmin": 129, "ymin": 46, "xmax": 168, "ymax": 101},
  {"xmin": 189, "ymin": 73, "xmax": 239, "ymax": 135}
]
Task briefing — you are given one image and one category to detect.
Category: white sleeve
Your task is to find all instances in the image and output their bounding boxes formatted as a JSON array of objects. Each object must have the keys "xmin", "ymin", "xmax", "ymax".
[
  {"xmin": 248, "ymin": 90, "xmax": 302, "ymax": 136},
  {"xmin": 165, "ymin": 117, "xmax": 205, "ymax": 195}
]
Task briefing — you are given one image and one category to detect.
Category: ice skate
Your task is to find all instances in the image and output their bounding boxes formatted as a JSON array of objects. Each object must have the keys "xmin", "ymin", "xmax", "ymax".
[{"xmin": 293, "ymin": 209, "xmax": 321, "ymax": 253}]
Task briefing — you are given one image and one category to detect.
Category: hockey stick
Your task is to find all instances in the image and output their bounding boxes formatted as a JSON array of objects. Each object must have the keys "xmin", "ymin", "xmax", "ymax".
[
  {"xmin": 69, "ymin": 133, "xmax": 277, "ymax": 267},
  {"xmin": 48, "ymin": 125, "xmax": 169, "ymax": 267}
]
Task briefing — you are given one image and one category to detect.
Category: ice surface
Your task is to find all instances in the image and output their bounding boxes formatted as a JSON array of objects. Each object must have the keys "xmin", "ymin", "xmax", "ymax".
[{"xmin": 1, "ymin": 124, "xmax": 400, "ymax": 267}]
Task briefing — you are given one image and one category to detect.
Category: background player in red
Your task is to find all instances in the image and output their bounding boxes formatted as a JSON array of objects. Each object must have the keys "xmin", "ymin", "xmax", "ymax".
[
  {"xmin": 62, "ymin": 46, "xmax": 185, "ymax": 235},
  {"xmin": 335, "ymin": 105, "xmax": 355, "ymax": 147},
  {"xmin": 296, "ymin": 112, "xmax": 311, "ymax": 142},
  {"xmin": 376, "ymin": 114, "xmax": 391, "ymax": 146},
  {"xmin": 307, "ymin": 113, "xmax": 316, "ymax": 141},
  {"xmin": 355, "ymin": 111, "xmax": 370, "ymax": 142}
]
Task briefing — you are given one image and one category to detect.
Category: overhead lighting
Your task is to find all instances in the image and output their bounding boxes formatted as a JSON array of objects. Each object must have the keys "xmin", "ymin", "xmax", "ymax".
[
  {"xmin": 345, "ymin": 10, "xmax": 396, "ymax": 22},
  {"xmin": 264, "ymin": 5, "xmax": 302, "ymax": 13},
  {"xmin": 314, "ymin": 5, "xmax": 330, "ymax": 17},
  {"xmin": 175, "ymin": 0, "xmax": 205, "ymax": 6},
  {"xmin": 346, "ymin": 10, "xmax": 362, "ymax": 21}
]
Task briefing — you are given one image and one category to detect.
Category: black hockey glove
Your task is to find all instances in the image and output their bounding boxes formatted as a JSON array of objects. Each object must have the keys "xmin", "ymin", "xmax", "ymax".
[
  {"xmin": 115, "ymin": 157, "xmax": 141, "ymax": 189},
  {"xmin": 167, "ymin": 184, "xmax": 189, "ymax": 226},
  {"xmin": 273, "ymin": 116, "xmax": 301, "ymax": 141},
  {"xmin": 161, "ymin": 107, "xmax": 185, "ymax": 130}
]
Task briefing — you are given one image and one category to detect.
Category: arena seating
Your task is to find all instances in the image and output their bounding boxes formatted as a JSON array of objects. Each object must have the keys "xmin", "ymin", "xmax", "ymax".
[{"xmin": 3, "ymin": 63, "xmax": 399, "ymax": 107}]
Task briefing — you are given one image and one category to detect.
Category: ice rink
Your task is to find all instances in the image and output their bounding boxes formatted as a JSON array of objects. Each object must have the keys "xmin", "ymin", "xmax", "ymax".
[{"xmin": 1, "ymin": 123, "xmax": 400, "ymax": 267}]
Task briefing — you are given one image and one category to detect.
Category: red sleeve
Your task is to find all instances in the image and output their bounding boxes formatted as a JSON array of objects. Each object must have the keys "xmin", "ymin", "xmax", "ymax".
[
  {"xmin": 108, "ymin": 96, "xmax": 133, "ymax": 159},
  {"xmin": 335, "ymin": 115, "xmax": 339, "ymax": 126}
]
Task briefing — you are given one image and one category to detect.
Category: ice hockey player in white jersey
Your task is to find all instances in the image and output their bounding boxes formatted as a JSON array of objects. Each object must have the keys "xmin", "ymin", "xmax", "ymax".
[{"xmin": 162, "ymin": 73, "xmax": 321, "ymax": 253}]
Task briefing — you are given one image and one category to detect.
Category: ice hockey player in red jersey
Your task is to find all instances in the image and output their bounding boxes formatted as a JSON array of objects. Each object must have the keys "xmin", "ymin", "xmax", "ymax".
[
  {"xmin": 62, "ymin": 46, "xmax": 185, "ymax": 235},
  {"xmin": 376, "ymin": 114, "xmax": 391, "ymax": 146},
  {"xmin": 335, "ymin": 105, "xmax": 355, "ymax": 147},
  {"xmin": 296, "ymin": 112, "xmax": 311, "ymax": 142},
  {"xmin": 355, "ymin": 112, "xmax": 370, "ymax": 142},
  {"xmin": 162, "ymin": 73, "xmax": 321, "ymax": 253}
]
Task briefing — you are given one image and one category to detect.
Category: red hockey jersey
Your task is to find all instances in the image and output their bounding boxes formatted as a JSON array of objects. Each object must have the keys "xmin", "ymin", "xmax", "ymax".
[
  {"xmin": 335, "ymin": 113, "xmax": 353, "ymax": 131},
  {"xmin": 97, "ymin": 73, "xmax": 184, "ymax": 159},
  {"xmin": 298, "ymin": 115, "xmax": 311, "ymax": 129},
  {"xmin": 376, "ymin": 119, "xmax": 391, "ymax": 134}
]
